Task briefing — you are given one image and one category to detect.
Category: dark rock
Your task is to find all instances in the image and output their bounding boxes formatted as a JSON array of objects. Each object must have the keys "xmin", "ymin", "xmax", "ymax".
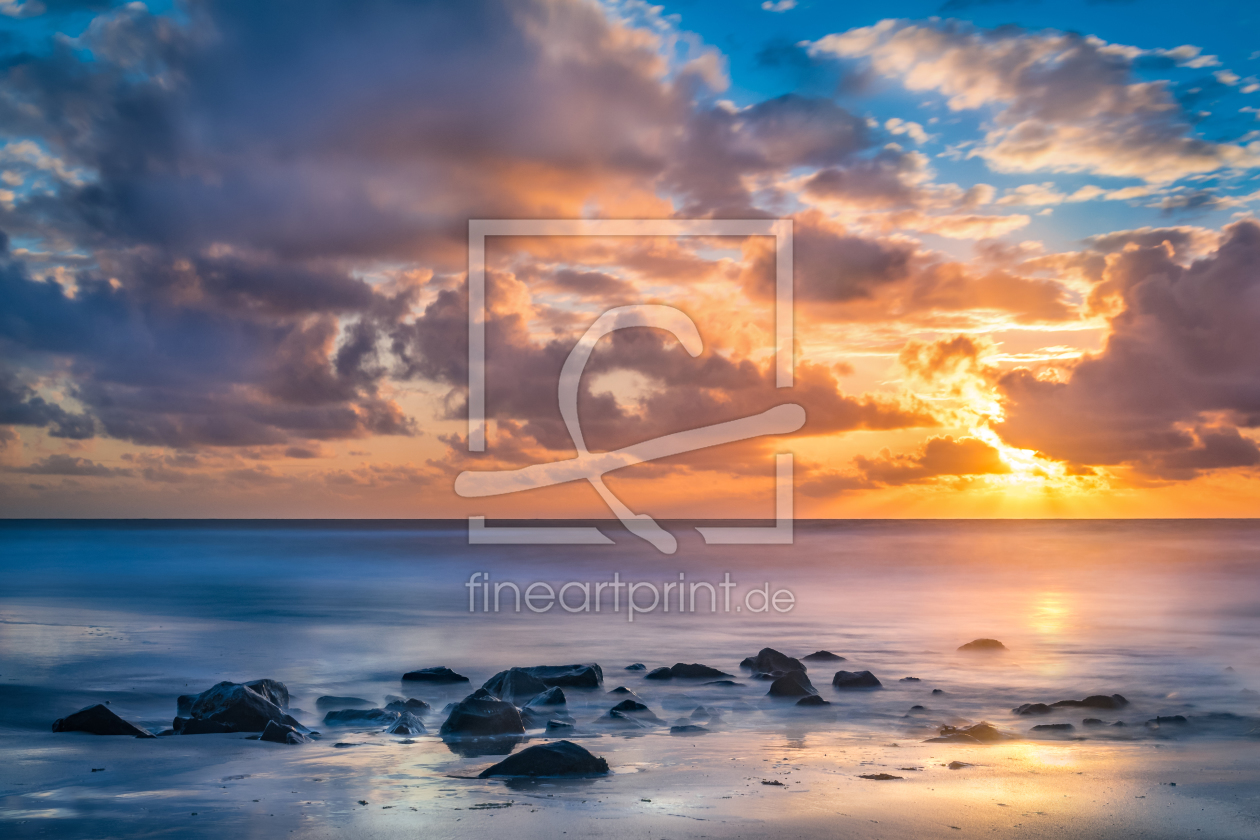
[
  {"xmin": 384, "ymin": 698, "xmax": 432, "ymax": 715},
  {"xmin": 322, "ymin": 708, "xmax": 401, "ymax": 727},
  {"xmin": 402, "ymin": 666, "xmax": 469, "ymax": 683},
  {"xmin": 317, "ymin": 696, "xmax": 373, "ymax": 710},
  {"xmin": 521, "ymin": 687, "xmax": 572, "ymax": 729},
  {"xmin": 932, "ymin": 688, "xmax": 944, "ymax": 695},
  {"xmin": 859, "ymin": 773, "xmax": 903, "ymax": 780},
  {"xmin": 948, "ymin": 761, "xmax": 973, "ymax": 769},
  {"xmin": 1147, "ymin": 715, "xmax": 1188, "ymax": 727},
  {"xmin": 649, "ymin": 663, "xmax": 734, "ymax": 680},
  {"xmin": 527, "ymin": 686, "xmax": 567, "ymax": 707},
  {"xmin": 832, "ymin": 670, "xmax": 882, "ymax": 689},
  {"xmin": 260, "ymin": 721, "xmax": 310, "ymax": 744},
  {"xmin": 645, "ymin": 667, "xmax": 673, "ymax": 680},
  {"xmin": 670, "ymin": 724, "xmax": 708, "ymax": 734},
  {"xmin": 599, "ymin": 699, "xmax": 663, "ymax": 726},
  {"xmin": 514, "ymin": 664, "xmax": 603, "ymax": 688},
  {"xmin": 796, "ymin": 695, "xmax": 831, "ymax": 707},
  {"xmin": 482, "ymin": 668, "xmax": 549, "ymax": 704},
  {"xmin": 768, "ymin": 670, "xmax": 817, "ymax": 697},
  {"xmin": 1031, "ymin": 723, "xmax": 1075, "ymax": 732},
  {"xmin": 176, "ymin": 695, "xmax": 196, "ymax": 716},
  {"xmin": 187, "ymin": 681, "xmax": 302, "ymax": 733},
  {"xmin": 1112, "ymin": 720, "xmax": 1127, "ymax": 727},
  {"xmin": 1013, "ymin": 703, "xmax": 1053, "ymax": 716},
  {"xmin": 800, "ymin": 650, "xmax": 845, "ymax": 662},
  {"xmin": 908, "ymin": 705, "xmax": 928, "ymax": 713},
  {"xmin": 900, "ymin": 677, "xmax": 921, "ymax": 682},
  {"xmin": 741, "ymin": 648, "xmax": 806, "ymax": 674},
  {"xmin": 1050, "ymin": 694, "xmax": 1129, "ymax": 710},
  {"xmin": 607, "ymin": 686, "xmax": 638, "ymax": 696},
  {"xmin": 1082, "ymin": 718, "xmax": 1105, "ymax": 727},
  {"xmin": 439, "ymin": 688, "xmax": 525, "ymax": 737},
  {"xmin": 181, "ymin": 719, "xmax": 238, "ymax": 735},
  {"xmin": 703, "ymin": 680, "xmax": 742, "ymax": 687},
  {"xmin": 386, "ymin": 712, "xmax": 426, "ymax": 735},
  {"xmin": 928, "ymin": 722, "xmax": 1010, "ymax": 744},
  {"xmin": 625, "ymin": 663, "xmax": 646, "ymax": 670},
  {"xmin": 546, "ymin": 720, "xmax": 575, "ymax": 732},
  {"xmin": 477, "ymin": 740, "xmax": 608, "ymax": 777},
  {"xmin": 957, "ymin": 638, "xmax": 1006, "ymax": 652},
  {"xmin": 52, "ymin": 705, "xmax": 154, "ymax": 738},
  {"xmin": 690, "ymin": 705, "xmax": 722, "ymax": 720}
]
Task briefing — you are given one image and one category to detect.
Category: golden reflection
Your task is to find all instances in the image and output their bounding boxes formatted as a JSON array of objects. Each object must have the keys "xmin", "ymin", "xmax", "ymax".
[{"xmin": 1030, "ymin": 592, "xmax": 1071, "ymax": 636}]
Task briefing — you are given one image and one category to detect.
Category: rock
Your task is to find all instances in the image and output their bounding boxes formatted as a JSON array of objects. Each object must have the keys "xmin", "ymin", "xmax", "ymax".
[
  {"xmin": 477, "ymin": 740, "xmax": 609, "ymax": 778},
  {"xmin": 741, "ymin": 648, "xmax": 806, "ymax": 674},
  {"xmin": 1050, "ymin": 694, "xmax": 1129, "ymax": 710},
  {"xmin": 690, "ymin": 705, "xmax": 722, "ymax": 720},
  {"xmin": 1013, "ymin": 703, "xmax": 1053, "ymax": 716},
  {"xmin": 958, "ymin": 638, "xmax": 1006, "ymax": 652},
  {"xmin": 900, "ymin": 677, "xmax": 921, "ymax": 682},
  {"xmin": 607, "ymin": 686, "xmax": 641, "ymax": 698},
  {"xmin": 703, "ymin": 680, "xmax": 743, "ymax": 687},
  {"xmin": 181, "ymin": 719, "xmax": 238, "ymax": 735},
  {"xmin": 384, "ymin": 698, "xmax": 432, "ymax": 715},
  {"xmin": 52, "ymin": 705, "xmax": 154, "ymax": 738},
  {"xmin": 832, "ymin": 670, "xmax": 882, "ymax": 689},
  {"xmin": 260, "ymin": 721, "xmax": 310, "ymax": 744},
  {"xmin": 528, "ymin": 686, "xmax": 567, "ymax": 707},
  {"xmin": 316, "ymin": 695, "xmax": 373, "ymax": 710},
  {"xmin": 546, "ymin": 720, "xmax": 575, "ymax": 732},
  {"xmin": 402, "ymin": 666, "xmax": 469, "ymax": 683},
  {"xmin": 322, "ymin": 708, "xmax": 401, "ymax": 727},
  {"xmin": 625, "ymin": 663, "xmax": 646, "ymax": 671},
  {"xmin": 482, "ymin": 668, "xmax": 549, "ymax": 704},
  {"xmin": 1082, "ymin": 718, "xmax": 1105, "ymax": 727},
  {"xmin": 767, "ymin": 670, "xmax": 817, "ymax": 697},
  {"xmin": 796, "ymin": 695, "xmax": 831, "ymax": 707},
  {"xmin": 599, "ymin": 699, "xmax": 664, "ymax": 726},
  {"xmin": 1031, "ymin": 723, "xmax": 1075, "ymax": 732},
  {"xmin": 947, "ymin": 761, "xmax": 972, "ymax": 769},
  {"xmin": 439, "ymin": 689, "xmax": 525, "ymax": 737},
  {"xmin": 800, "ymin": 650, "xmax": 845, "ymax": 662},
  {"xmin": 187, "ymin": 681, "xmax": 302, "ymax": 733},
  {"xmin": 858, "ymin": 773, "xmax": 902, "ymax": 780},
  {"xmin": 928, "ymin": 722, "xmax": 1010, "ymax": 744},
  {"xmin": 514, "ymin": 664, "xmax": 603, "ymax": 688},
  {"xmin": 176, "ymin": 695, "xmax": 196, "ymax": 716},
  {"xmin": 1146, "ymin": 715, "xmax": 1188, "ymax": 727},
  {"xmin": 932, "ymin": 688, "xmax": 944, "ymax": 695},
  {"xmin": 386, "ymin": 712, "xmax": 426, "ymax": 735},
  {"xmin": 647, "ymin": 663, "xmax": 733, "ymax": 680},
  {"xmin": 1112, "ymin": 721, "xmax": 1127, "ymax": 727},
  {"xmin": 908, "ymin": 705, "xmax": 928, "ymax": 714},
  {"xmin": 670, "ymin": 724, "xmax": 708, "ymax": 734},
  {"xmin": 521, "ymin": 687, "xmax": 572, "ymax": 729}
]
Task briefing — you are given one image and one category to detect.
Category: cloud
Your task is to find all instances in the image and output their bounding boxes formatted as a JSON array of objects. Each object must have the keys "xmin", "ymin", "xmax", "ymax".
[
  {"xmin": 9, "ymin": 453, "xmax": 131, "ymax": 476},
  {"xmin": 810, "ymin": 20, "xmax": 1260, "ymax": 182}
]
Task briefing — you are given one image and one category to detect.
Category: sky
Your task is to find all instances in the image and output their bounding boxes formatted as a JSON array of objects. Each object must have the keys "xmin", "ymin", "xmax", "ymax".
[{"xmin": 1, "ymin": 0, "xmax": 1258, "ymax": 519}]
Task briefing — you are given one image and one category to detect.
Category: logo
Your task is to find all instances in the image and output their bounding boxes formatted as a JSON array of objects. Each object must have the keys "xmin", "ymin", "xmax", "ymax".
[{"xmin": 455, "ymin": 219, "xmax": 802, "ymax": 554}]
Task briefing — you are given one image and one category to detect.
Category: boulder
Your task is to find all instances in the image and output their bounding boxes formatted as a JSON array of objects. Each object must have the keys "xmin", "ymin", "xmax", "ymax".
[
  {"xmin": 180, "ymin": 719, "xmax": 238, "ymax": 735},
  {"xmin": 546, "ymin": 720, "xmax": 576, "ymax": 733},
  {"xmin": 482, "ymin": 668, "xmax": 549, "ymax": 704},
  {"xmin": 176, "ymin": 695, "xmax": 196, "ymax": 716},
  {"xmin": 260, "ymin": 721, "xmax": 310, "ymax": 744},
  {"xmin": 188, "ymin": 681, "xmax": 302, "ymax": 732},
  {"xmin": 1146, "ymin": 715, "xmax": 1188, "ymax": 727},
  {"xmin": 670, "ymin": 724, "xmax": 709, "ymax": 734},
  {"xmin": 625, "ymin": 663, "xmax": 646, "ymax": 671},
  {"xmin": 322, "ymin": 708, "xmax": 401, "ymax": 727},
  {"xmin": 439, "ymin": 689, "xmax": 526, "ymax": 737},
  {"xmin": 927, "ymin": 722, "xmax": 1010, "ymax": 744},
  {"xmin": 1082, "ymin": 718, "xmax": 1106, "ymax": 727},
  {"xmin": 796, "ymin": 695, "xmax": 831, "ymax": 707},
  {"xmin": 690, "ymin": 705, "xmax": 723, "ymax": 720},
  {"xmin": 402, "ymin": 666, "xmax": 469, "ymax": 683},
  {"xmin": 598, "ymin": 699, "xmax": 663, "ymax": 726},
  {"xmin": 52, "ymin": 704, "xmax": 154, "ymax": 738},
  {"xmin": 384, "ymin": 698, "xmax": 432, "ymax": 715},
  {"xmin": 900, "ymin": 677, "xmax": 921, "ymax": 682},
  {"xmin": 477, "ymin": 740, "xmax": 608, "ymax": 778},
  {"xmin": 832, "ymin": 670, "xmax": 882, "ymax": 689},
  {"xmin": 1031, "ymin": 723, "xmax": 1075, "ymax": 733},
  {"xmin": 317, "ymin": 696, "xmax": 373, "ymax": 710},
  {"xmin": 703, "ymin": 680, "xmax": 743, "ymax": 687},
  {"xmin": 386, "ymin": 712, "xmax": 427, "ymax": 735},
  {"xmin": 1013, "ymin": 703, "xmax": 1053, "ymax": 716},
  {"xmin": 801, "ymin": 650, "xmax": 845, "ymax": 662},
  {"xmin": 768, "ymin": 670, "xmax": 817, "ymax": 698},
  {"xmin": 521, "ymin": 687, "xmax": 572, "ymax": 729},
  {"xmin": 607, "ymin": 686, "xmax": 641, "ymax": 698},
  {"xmin": 741, "ymin": 648, "xmax": 806, "ymax": 674},
  {"xmin": 514, "ymin": 664, "xmax": 603, "ymax": 688},
  {"xmin": 647, "ymin": 663, "xmax": 733, "ymax": 680},
  {"xmin": 958, "ymin": 639, "xmax": 1006, "ymax": 652},
  {"xmin": 1050, "ymin": 694, "xmax": 1128, "ymax": 710},
  {"xmin": 932, "ymin": 688, "xmax": 944, "ymax": 695}
]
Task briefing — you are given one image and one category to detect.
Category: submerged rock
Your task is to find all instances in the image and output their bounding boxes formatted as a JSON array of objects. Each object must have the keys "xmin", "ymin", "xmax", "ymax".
[
  {"xmin": 928, "ymin": 722, "xmax": 1011, "ymax": 744},
  {"xmin": 646, "ymin": 663, "xmax": 733, "ymax": 680},
  {"xmin": 859, "ymin": 773, "xmax": 903, "ymax": 780},
  {"xmin": 481, "ymin": 668, "xmax": 549, "ymax": 704},
  {"xmin": 768, "ymin": 670, "xmax": 817, "ymax": 697},
  {"xmin": 958, "ymin": 639, "xmax": 1006, "ymax": 652},
  {"xmin": 477, "ymin": 740, "xmax": 608, "ymax": 777},
  {"xmin": 1082, "ymin": 718, "xmax": 1106, "ymax": 727},
  {"xmin": 690, "ymin": 705, "xmax": 723, "ymax": 720},
  {"xmin": 322, "ymin": 708, "xmax": 401, "ymax": 727},
  {"xmin": 52, "ymin": 704, "xmax": 154, "ymax": 738},
  {"xmin": 599, "ymin": 699, "xmax": 664, "ymax": 726},
  {"xmin": 260, "ymin": 721, "xmax": 310, "ymax": 745},
  {"xmin": 546, "ymin": 720, "xmax": 576, "ymax": 733},
  {"xmin": 384, "ymin": 698, "xmax": 432, "ymax": 715},
  {"xmin": 900, "ymin": 677, "xmax": 921, "ymax": 682},
  {"xmin": 670, "ymin": 724, "xmax": 709, "ymax": 734},
  {"xmin": 796, "ymin": 695, "xmax": 831, "ymax": 707},
  {"xmin": 439, "ymin": 689, "xmax": 525, "ymax": 737},
  {"xmin": 703, "ymin": 680, "xmax": 743, "ymax": 687},
  {"xmin": 1031, "ymin": 723, "xmax": 1076, "ymax": 733},
  {"xmin": 1014, "ymin": 703, "xmax": 1054, "ymax": 716},
  {"xmin": 832, "ymin": 670, "xmax": 882, "ymax": 689},
  {"xmin": 801, "ymin": 650, "xmax": 845, "ymax": 662},
  {"xmin": 1051, "ymin": 694, "xmax": 1129, "ymax": 710},
  {"xmin": 188, "ymin": 681, "xmax": 302, "ymax": 733},
  {"xmin": 520, "ymin": 687, "xmax": 573, "ymax": 729},
  {"xmin": 386, "ymin": 711, "xmax": 426, "ymax": 735},
  {"xmin": 514, "ymin": 664, "xmax": 603, "ymax": 688},
  {"xmin": 402, "ymin": 666, "xmax": 469, "ymax": 683},
  {"xmin": 625, "ymin": 663, "xmax": 646, "ymax": 671},
  {"xmin": 180, "ymin": 719, "xmax": 238, "ymax": 735},
  {"xmin": 316, "ymin": 696, "xmax": 373, "ymax": 710},
  {"xmin": 741, "ymin": 648, "xmax": 806, "ymax": 674}
]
